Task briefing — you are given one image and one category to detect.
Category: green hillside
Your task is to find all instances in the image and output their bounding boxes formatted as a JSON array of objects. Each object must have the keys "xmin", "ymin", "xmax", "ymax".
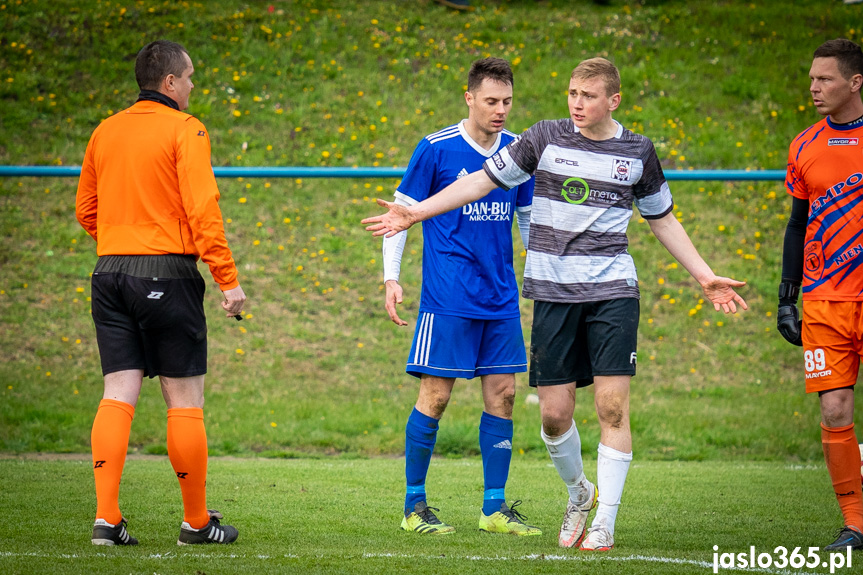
[{"xmin": 1, "ymin": 0, "xmax": 858, "ymax": 459}]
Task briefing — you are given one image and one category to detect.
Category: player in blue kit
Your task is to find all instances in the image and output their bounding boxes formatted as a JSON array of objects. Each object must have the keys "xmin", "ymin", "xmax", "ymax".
[
  {"xmin": 367, "ymin": 57, "xmax": 747, "ymax": 550},
  {"xmin": 381, "ymin": 57, "xmax": 539, "ymax": 536}
]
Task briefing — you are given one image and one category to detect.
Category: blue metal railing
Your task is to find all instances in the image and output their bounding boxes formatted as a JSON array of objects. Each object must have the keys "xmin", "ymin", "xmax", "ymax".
[{"xmin": 0, "ymin": 166, "xmax": 786, "ymax": 181}]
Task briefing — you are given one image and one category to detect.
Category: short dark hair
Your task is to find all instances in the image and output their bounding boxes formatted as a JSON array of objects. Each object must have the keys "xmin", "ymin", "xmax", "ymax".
[
  {"xmin": 813, "ymin": 38, "xmax": 863, "ymax": 80},
  {"xmin": 135, "ymin": 40, "xmax": 189, "ymax": 91},
  {"xmin": 467, "ymin": 57, "xmax": 513, "ymax": 93}
]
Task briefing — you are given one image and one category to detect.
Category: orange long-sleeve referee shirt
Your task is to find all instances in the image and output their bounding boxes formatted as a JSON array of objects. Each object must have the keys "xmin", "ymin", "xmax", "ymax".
[{"xmin": 76, "ymin": 100, "xmax": 238, "ymax": 290}]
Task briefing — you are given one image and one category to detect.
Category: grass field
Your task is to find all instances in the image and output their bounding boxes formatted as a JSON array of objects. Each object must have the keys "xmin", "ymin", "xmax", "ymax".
[
  {"xmin": 1, "ymin": 0, "xmax": 863, "ymax": 571},
  {"xmin": 2, "ymin": 0, "xmax": 857, "ymax": 459},
  {"xmin": 0, "ymin": 456, "xmax": 855, "ymax": 575}
]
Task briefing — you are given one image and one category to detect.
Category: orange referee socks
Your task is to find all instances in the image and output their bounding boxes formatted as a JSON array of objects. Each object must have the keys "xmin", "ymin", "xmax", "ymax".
[
  {"xmin": 91, "ymin": 398, "xmax": 135, "ymax": 525},
  {"xmin": 167, "ymin": 407, "xmax": 210, "ymax": 529},
  {"xmin": 821, "ymin": 423, "xmax": 863, "ymax": 531}
]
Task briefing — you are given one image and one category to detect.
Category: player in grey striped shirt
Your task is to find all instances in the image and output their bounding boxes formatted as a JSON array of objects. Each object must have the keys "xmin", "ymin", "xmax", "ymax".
[{"xmin": 364, "ymin": 57, "xmax": 747, "ymax": 551}]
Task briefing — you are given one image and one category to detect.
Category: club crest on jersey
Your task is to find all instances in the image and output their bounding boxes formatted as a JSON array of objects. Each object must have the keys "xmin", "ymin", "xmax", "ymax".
[
  {"xmin": 803, "ymin": 240, "xmax": 824, "ymax": 280},
  {"xmin": 611, "ymin": 158, "xmax": 632, "ymax": 181},
  {"xmin": 828, "ymin": 138, "xmax": 859, "ymax": 146}
]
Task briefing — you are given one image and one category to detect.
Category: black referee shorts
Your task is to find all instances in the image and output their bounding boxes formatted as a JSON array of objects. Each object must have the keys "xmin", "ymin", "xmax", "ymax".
[
  {"xmin": 529, "ymin": 298, "xmax": 639, "ymax": 388},
  {"xmin": 90, "ymin": 255, "xmax": 207, "ymax": 378}
]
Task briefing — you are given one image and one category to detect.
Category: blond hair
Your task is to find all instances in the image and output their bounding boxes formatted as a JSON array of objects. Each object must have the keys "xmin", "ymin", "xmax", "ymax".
[{"xmin": 571, "ymin": 57, "xmax": 620, "ymax": 97}]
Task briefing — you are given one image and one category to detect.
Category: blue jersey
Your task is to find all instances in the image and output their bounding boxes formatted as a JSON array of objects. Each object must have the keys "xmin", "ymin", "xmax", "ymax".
[{"xmin": 396, "ymin": 121, "xmax": 534, "ymax": 319}]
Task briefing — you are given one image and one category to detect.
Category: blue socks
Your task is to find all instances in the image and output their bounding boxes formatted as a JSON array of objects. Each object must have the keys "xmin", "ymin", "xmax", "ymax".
[
  {"xmin": 480, "ymin": 411, "xmax": 513, "ymax": 516},
  {"xmin": 404, "ymin": 408, "xmax": 514, "ymax": 517},
  {"xmin": 404, "ymin": 407, "xmax": 439, "ymax": 514}
]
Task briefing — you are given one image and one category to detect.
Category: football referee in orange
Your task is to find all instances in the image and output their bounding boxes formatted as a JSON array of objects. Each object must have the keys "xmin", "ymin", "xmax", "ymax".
[
  {"xmin": 76, "ymin": 40, "xmax": 246, "ymax": 546},
  {"xmin": 779, "ymin": 38, "xmax": 863, "ymax": 551}
]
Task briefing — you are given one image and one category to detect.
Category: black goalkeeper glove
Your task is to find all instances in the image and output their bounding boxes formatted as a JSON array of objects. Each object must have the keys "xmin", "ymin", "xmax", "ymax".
[{"xmin": 777, "ymin": 281, "xmax": 802, "ymax": 347}]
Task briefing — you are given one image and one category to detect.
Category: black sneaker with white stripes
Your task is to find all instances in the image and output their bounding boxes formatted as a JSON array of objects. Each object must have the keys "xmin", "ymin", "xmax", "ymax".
[
  {"xmin": 92, "ymin": 517, "xmax": 138, "ymax": 546},
  {"xmin": 177, "ymin": 510, "xmax": 238, "ymax": 545}
]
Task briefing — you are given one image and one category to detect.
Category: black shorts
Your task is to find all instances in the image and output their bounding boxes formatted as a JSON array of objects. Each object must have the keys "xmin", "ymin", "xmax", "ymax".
[
  {"xmin": 529, "ymin": 298, "xmax": 639, "ymax": 388},
  {"xmin": 90, "ymin": 255, "xmax": 207, "ymax": 378}
]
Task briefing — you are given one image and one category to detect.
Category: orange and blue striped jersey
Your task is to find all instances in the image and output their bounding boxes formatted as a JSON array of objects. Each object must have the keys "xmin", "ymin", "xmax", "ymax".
[{"xmin": 786, "ymin": 116, "xmax": 863, "ymax": 301}]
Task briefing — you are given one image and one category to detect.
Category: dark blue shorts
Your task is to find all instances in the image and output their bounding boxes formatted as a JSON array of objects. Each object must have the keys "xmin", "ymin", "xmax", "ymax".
[{"xmin": 406, "ymin": 313, "xmax": 527, "ymax": 379}]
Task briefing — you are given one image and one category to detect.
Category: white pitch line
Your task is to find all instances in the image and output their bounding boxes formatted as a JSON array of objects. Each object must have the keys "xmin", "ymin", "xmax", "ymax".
[
  {"xmin": 0, "ymin": 550, "xmax": 832, "ymax": 574},
  {"xmin": 362, "ymin": 551, "xmax": 830, "ymax": 575}
]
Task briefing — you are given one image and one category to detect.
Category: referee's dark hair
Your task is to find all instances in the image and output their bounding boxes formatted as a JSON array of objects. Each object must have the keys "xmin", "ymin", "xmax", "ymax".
[
  {"xmin": 135, "ymin": 40, "xmax": 190, "ymax": 91},
  {"xmin": 814, "ymin": 38, "xmax": 863, "ymax": 80},
  {"xmin": 467, "ymin": 57, "xmax": 514, "ymax": 92}
]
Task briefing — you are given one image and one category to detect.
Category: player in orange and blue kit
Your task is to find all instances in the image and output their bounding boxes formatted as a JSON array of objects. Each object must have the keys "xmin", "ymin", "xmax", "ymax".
[{"xmin": 779, "ymin": 38, "xmax": 863, "ymax": 551}]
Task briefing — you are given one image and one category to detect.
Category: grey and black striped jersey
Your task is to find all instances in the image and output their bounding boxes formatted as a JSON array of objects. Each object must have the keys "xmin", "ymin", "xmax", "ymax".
[{"xmin": 482, "ymin": 118, "xmax": 673, "ymax": 303}]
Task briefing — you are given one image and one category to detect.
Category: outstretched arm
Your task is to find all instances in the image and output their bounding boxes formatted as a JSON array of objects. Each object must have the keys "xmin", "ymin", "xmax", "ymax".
[
  {"xmin": 646, "ymin": 212, "xmax": 748, "ymax": 314},
  {"xmin": 362, "ymin": 170, "xmax": 498, "ymax": 237}
]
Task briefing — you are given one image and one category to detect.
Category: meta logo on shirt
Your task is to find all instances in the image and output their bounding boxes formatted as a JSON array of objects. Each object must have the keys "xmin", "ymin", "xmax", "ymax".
[
  {"xmin": 611, "ymin": 158, "xmax": 632, "ymax": 181},
  {"xmin": 827, "ymin": 138, "xmax": 859, "ymax": 146},
  {"xmin": 492, "ymin": 153, "xmax": 506, "ymax": 170}
]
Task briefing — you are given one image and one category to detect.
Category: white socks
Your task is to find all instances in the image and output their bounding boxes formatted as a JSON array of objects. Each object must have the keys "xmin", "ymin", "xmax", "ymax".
[
  {"xmin": 541, "ymin": 421, "xmax": 592, "ymax": 505},
  {"xmin": 593, "ymin": 442, "xmax": 633, "ymax": 533}
]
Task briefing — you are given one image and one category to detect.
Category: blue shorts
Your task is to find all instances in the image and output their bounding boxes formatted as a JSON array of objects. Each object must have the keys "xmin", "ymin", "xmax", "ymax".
[{"xmin": 406, "ymin": 312, "xmax": 527, "ymax": 379}]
